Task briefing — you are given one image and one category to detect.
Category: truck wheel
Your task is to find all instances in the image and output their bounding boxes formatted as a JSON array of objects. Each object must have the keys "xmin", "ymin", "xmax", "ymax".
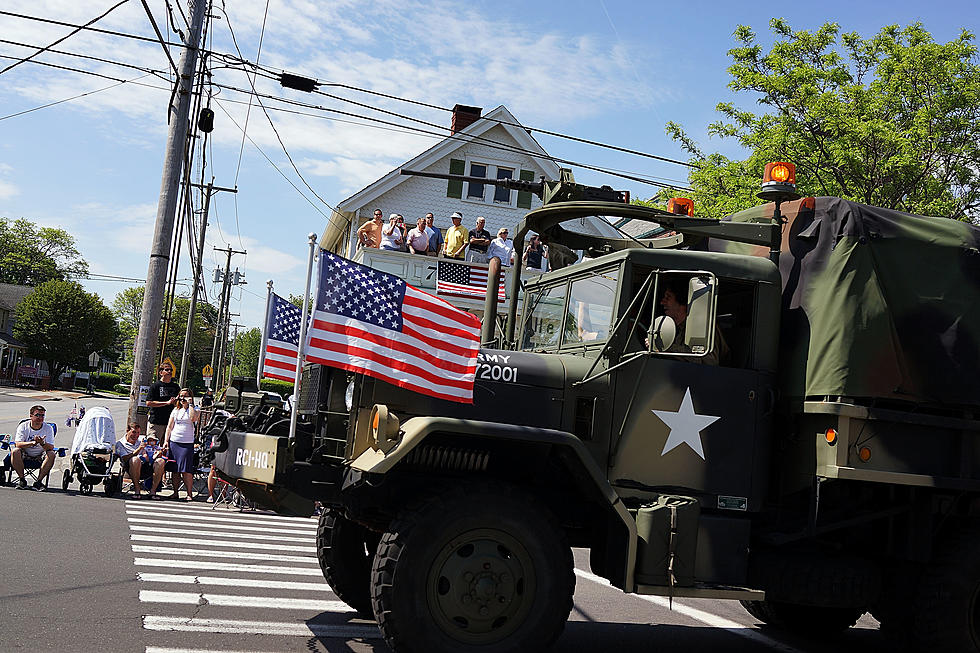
[
  {"xmin": 740, "ymin": 600, "xmax": 863, "ymax": 634},
  {"xmin": 316, "ymin": 509, "xmax": 378, "ymax": 618},
  {"xmin": 371, "ymin": 485, "xmax": 574, "ymax": 653},
  {"xmin": 913, "ymin": 524, "xmax": 980, "ymax": 651}
]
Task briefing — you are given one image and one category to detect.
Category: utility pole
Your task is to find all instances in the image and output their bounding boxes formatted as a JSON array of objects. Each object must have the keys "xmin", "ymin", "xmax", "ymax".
[
  {"xmin": 179, "ymin": 181, "xmax": 237, "ymax": 387},
  {"xmin": 226, "ymin": 322, "xmax": 245, "ymax": 387},
  {"xmin": 128, "ymin": 0, "xmax": 207, "ymax": 423},
  {"xmin": 209, "ymin": 249, "xmax": 245, "ymax": 390}
]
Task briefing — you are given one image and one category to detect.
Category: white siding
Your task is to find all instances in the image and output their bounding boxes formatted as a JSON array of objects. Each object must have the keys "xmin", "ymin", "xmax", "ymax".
[{"xmin": 349, "ymin": 125, "xmax": 549, "ymax": 239}]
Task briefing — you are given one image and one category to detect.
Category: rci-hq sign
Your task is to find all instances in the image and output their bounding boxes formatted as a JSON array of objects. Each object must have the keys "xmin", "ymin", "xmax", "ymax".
[{"xmin": 214, "ymin": 432, "xmax": 281, "ymax": 484}]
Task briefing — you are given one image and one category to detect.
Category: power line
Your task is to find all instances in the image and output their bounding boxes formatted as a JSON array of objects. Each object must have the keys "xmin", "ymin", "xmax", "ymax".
[
  {"xmin": 0, "ymin": 38, "xmax": 170, "ymax": 78},
  {"xmin": 138, "ymin": 0, "xmax": 179, "ymax": 76},
  {"xmin": 0, "ymin": 72, "xmax": 154, "ymax": 122},
  {"xmin": 0, "ymin": 0, "xmax": 130, "ymax": 76}
]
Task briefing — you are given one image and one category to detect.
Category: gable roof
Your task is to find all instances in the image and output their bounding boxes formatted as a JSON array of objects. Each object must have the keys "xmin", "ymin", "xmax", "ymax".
[
  {"xmin": 338, "ymin": 105, "xmax": 560, "ymax": 213},
  {"xmin": 0, "ymin": 283, "xmax": 32, "ymax": 311}
]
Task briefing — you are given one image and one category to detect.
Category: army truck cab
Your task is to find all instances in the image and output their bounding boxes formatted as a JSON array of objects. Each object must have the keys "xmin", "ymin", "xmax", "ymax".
[{"xmin": 213, "ymin": 164, "xmax": 980, "ymax": 653}]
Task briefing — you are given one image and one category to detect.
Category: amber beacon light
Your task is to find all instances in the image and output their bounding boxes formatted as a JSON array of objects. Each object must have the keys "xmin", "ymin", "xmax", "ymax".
[
  {"xmin": 758, "ymin": 161, "xmax": 800, "ymax": 203},
  {"xmin": 667, "ymin": 197, "xmax": 694, "ymax": 216}
]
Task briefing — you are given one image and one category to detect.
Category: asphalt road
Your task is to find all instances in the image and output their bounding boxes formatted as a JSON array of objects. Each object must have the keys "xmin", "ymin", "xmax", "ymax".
[{"xmin": 1, "ymin": 387, "xmax": 889, "ymax": 652}]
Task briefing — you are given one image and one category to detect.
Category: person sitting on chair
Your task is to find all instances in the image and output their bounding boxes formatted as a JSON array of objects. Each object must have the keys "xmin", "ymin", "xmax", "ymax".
[{"xmin": 12, "ymin": 405, "xmax": 56, "ymax": 491}]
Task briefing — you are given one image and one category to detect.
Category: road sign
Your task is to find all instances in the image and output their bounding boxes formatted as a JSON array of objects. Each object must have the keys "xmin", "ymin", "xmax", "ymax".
[
  {"xmin": 203, "ymin": 364, "xmax": 213, "ymax": 377},
  {"xmin": 203, "ymin": 376, "xmax": 213, "ymax": 388}
]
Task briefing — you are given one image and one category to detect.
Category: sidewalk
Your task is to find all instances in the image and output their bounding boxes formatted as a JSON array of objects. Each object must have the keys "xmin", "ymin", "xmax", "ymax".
[{"xmin": 0, "ymin": 385, "xmax": 119, "ymax": 402}]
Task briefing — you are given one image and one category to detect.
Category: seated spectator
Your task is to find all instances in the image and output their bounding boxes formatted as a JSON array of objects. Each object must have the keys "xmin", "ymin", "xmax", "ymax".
[
  {"xmin": 11, "ymin": 405, "xmax": 55, "ymax": 491},
  {"xmin": 487, "ymin": 228, "xmax": 515, "ymax": 267},
  {"xmin": 407, "ymin": 217, "xmax": 430, "ymax": 254},
  {"xmin": 114, "ymin": 422, "xmax": 161, "ymax": 499}
]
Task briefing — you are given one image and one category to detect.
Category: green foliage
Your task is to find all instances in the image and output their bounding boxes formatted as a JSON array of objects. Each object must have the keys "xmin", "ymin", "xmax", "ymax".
[
  {"xmin": 666, "ymin": 20, "xmax": 980, "ymax": 220},
  {"xmin": 92, "ymin": 372, "xmax": 120, "ymax": 390},
  {"xmin": 232, "ymin": 327, "xmax": 262, "ymax": 378},
  {"xmin": 0, "ymin": 218, "xmax": 89, "ymax": 284},
  {"xmin": 13, "ymin": 280, "xmax": 117, "ymax": 382},
  {"xmin": 113, "ymin": 384, "xmax": 130, "ymax": 394},
  {"xmin": 260, "ymin": 378, "xmax": 294, "ymax": 397}
]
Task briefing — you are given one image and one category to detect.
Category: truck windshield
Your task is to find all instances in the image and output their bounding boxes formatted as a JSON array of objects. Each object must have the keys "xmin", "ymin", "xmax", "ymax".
[{"xmin": 520, "ymin": 267, "xmax": 619, "ymax": 351}]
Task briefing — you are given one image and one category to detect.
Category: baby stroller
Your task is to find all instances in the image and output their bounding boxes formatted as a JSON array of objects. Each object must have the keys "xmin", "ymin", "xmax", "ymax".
[{"xmin": 64, "ymin": 406, "xmax": 119, "ymax": 496}]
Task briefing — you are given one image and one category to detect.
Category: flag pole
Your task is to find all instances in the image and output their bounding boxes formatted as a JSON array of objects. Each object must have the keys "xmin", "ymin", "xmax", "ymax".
[
  {"xmin": 257, "ymin": 279, "xmax": 273, "ymax": 383},
  {"xmin": 289, "ymin": 233, "xmax": 318, "ymax": 443}
]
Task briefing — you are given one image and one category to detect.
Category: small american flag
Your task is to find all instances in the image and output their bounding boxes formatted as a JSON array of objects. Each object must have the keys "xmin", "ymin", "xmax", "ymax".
[
  {"xmin": 436, "ymin": 260, "xmax": 506, "ymax": 301},
  {"xmin": 305, "ymin": 253, "xmax": 481, "ymax": 403},
  {"xmin": 261, "ymin": 293, "xmax": 303, "ymax": 382}
]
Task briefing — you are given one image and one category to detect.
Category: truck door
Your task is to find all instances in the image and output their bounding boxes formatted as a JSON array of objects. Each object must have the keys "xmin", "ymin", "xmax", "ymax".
[{"xmin": 607, "ymin": 273, "xmax": 774, "ymax": 513}]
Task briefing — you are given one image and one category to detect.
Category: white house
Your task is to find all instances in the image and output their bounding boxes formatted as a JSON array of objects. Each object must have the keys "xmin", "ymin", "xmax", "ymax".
[{"xmin": 319, "ymin": 104, "xmax": 562, "ymax": 257}]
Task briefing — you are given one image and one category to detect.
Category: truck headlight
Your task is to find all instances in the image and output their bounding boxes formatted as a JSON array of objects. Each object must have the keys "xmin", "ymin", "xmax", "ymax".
[{"xmin": 345, "ymin": 380, "xmax": 355, "ymax": 411}]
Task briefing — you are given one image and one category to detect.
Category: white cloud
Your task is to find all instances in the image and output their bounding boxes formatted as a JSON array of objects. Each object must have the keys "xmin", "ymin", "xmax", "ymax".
[{"xmin": 0, "ymin": 179, "xmax": 19, "ymax": 200}]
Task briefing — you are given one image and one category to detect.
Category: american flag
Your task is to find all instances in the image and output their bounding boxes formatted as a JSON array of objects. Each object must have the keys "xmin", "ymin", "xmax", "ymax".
[
  {"xmin": 436, "ymin": 260, "xmax": 506, "ymax": 301},
  {"xmin": 305, "ymin": 252, "xmax": 481, "ymax": 403},
  {"xmin": 261, "ymin": 293, "xmax": 303, "ymax": 382}
]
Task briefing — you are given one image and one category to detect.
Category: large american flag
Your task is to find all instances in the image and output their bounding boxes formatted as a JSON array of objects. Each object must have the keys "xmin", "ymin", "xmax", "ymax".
[
  {"xmin": 305, "ymin": 253, "xmax": 482, "ymax": 403},
  {"xmin": 261, "ymin": 293, "xmax": 303, "ymax": 382},
  {"xmin": 436, "ymin": 260, "xmax": 506, "ymax": 301}
]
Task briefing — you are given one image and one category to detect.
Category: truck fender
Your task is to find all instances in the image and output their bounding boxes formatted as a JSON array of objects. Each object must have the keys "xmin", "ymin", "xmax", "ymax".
[{"xmin": 350, "ymin": 416, "xmax": 638, "ymax": 590}]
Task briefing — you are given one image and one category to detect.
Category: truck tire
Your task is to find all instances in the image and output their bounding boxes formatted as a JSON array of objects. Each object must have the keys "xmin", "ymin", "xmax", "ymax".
[
  {"xmin": 370, "ymin": 485, "xmax": 575, "ymax": 653},
  {"xmin": 913, "ymin": 523, "xmax": 980, "ymax": 651},
  {"xmin": 316, "ymin": 509, "xmax": 379, "ymax": 619},
  {"xmin": 740, "ymin": 599, "xmax": 863, "ymax": 634}
]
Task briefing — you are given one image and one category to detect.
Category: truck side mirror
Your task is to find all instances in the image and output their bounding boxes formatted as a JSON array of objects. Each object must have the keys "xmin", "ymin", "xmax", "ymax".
[{"xmin": 649, "ymin": 315, "xmax": 676, "ymax": 352}]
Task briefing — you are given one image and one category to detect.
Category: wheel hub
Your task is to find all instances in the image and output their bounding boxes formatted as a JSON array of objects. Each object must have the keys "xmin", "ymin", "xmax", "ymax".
[{"xmin": 427, "ymin": 528, "xmax": 535, "ymax": 645}]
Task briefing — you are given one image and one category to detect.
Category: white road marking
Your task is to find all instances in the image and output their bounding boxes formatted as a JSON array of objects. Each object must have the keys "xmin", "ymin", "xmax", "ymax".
[
  {"xmin": 137, "ymin": 572, "xmax": 331, "ymax": 592},
  {"xmin": 139, "ymin": 589, "xmax": 353, "ymax": 612},
  {"xmin": 131, "ymin": 545, "xmax": 316, "ymax": 564},
  {"xmin": 574, "ymin": 568, "xmax": 805, "ymax": 653},
  {"xmin": 126, "ymin": 507, "xmax": 316, "ymax": 530},
  {"xmin": 147, "ymin": 648, "xmax": 284, "ymax": 653},
  {"xmin": 131, "ymin": 533, "xmax": 316, "ymax": 553},
  {"xmin": 129, "ymin": 524, "xmax": 312, "ymax": 543},
  {"xmin": 125, "ymin": 502, "xmax": 317, "ymax": 527},
  {"xmin": 143, "ymin": 616, "xmax": 382, "ymax": 638},
  {"xmin": 127, "ymin": 517, "xmax": 312, "ymax": 535},
  {"xmin": 134, "ymin": 557, "xmax": 322, "ymax": 576}
]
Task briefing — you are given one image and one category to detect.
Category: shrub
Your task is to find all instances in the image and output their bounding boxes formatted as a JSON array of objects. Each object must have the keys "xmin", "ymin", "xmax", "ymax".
[
  {"xmin": 92, "ymin": 372, "xmax": 120, "ymax": 390},
  {"xmin": 260, "ymin": 378, "xmax": 294, "ymax": 397},
  {"xmin": 114, "ymin": 384, "xmax": 130, "ymax": 394}
]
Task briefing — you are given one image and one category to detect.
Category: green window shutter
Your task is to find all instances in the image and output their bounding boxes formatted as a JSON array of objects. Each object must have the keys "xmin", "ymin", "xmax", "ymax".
[
  {"xmin": 516, "ymin": 168, "xmax": 535, "ymax": 209},
  {"xmin": 447, "ymin": 159, "xmax": 465, "ymax": 198}
]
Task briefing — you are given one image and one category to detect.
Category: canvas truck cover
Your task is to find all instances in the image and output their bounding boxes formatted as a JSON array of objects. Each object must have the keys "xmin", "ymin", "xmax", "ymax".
[{"xmin": 708, "ymin": 197, "xmax": 980, "ymax": 408}]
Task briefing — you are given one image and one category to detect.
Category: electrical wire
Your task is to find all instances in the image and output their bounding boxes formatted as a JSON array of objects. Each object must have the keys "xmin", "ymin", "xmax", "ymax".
[
  {"xmin": 139, "ymin": 0, "xmax": 179, "ymax": 76},
  {"xmin": 0, "ymin": 72, "xmax": 155, "ymax": 122},
  {"xmin": 0, "ymin": 38, "xmax": 170, "ymax": 79},
  {"xmin": 0, "ymin": 0, "xmax": 131, "ymax": 76}
]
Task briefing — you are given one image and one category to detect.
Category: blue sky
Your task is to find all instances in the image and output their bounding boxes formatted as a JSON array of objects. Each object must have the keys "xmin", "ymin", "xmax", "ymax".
[{"xmin": 1, "ymin": 0, "xmax": 976, "ymax": 335}]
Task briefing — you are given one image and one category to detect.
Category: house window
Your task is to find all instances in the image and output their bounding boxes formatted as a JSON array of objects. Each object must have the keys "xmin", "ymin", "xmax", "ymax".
[{"xmin": 464, "ymin": 159, "xmax": 517, "ymax": 207}]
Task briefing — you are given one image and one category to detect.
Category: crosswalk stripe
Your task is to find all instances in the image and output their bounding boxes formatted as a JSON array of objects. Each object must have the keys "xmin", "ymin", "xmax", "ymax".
[
  {"xmin": 127, "ymin": 499, "xmax": 317, "ymax": 519},
  {"xmin": 147, "ymin": 648, "xmax": 284, "ymax": 653},
  {"xmin": 143, "ymin": 616, "xmax": 382, "ymax": 638},
  {"xmin": 125, "ymin": 502, "xmax": 318, "ymax": 527},
  {"xmin": 139, "ymin": 589, "xmax": 353, "ymax": 612},
  {"xmin": 137, "ymin": 572, "xmax": 331, "ymax": 592},
  {"xmin": 127, "ymin": 517, "xmax": 313, "ymax": 535},
  {"xmin": 126, "ymin": 507, "xmax": 317, "ymax": 530},
  {"xmin": 129, "ymin": 524, "xmax": 312, "ymax": 543},
  {"xmin": 132, "ymin": 534, "xmax": 316, "ymax": 553},
  {"xmin": 134, "ymin": 557, "xmax": 322, "ymax": 576},
  {"xmin": 132, "ymin": 545, "xmax": 317, "ymax": 564}
]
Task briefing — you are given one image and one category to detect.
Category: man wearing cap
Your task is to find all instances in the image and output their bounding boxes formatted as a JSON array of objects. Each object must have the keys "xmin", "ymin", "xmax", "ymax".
[
  {"xmin": 467, "ymin": 216, "xmax": 492, "ymax": 263},
  {"xmin": 444, "ymin": 212, "xmax": 468, "ymax": 259},
  {"xmin": 424, "ymin": 213, "xmax": 443, "ymax": 257},
  {"xmin": 487, "ymin": 227, "xmax": 515, "ymax": 267}
]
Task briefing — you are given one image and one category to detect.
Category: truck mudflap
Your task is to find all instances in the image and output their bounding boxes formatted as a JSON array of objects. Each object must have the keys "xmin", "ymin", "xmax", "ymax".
[
  {"xmin": 213, "ymin": 430, "xmax": 336, "ymax": 516},
  {"xmin": 349, "ymin": 415, "xmax": 639, "ymax": 590}
]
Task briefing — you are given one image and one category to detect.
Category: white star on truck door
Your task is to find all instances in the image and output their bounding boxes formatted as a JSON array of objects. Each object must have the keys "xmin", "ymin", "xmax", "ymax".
[{"xmin": 652, "ymin": 387, "xmax": 720, "ymax": 460}]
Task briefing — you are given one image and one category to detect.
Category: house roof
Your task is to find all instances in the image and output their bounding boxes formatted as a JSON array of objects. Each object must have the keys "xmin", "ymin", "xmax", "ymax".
[
  {"xmin": 0, "ymin": 283, "xmax": 32, "ymax": 311},
  {"xmin": 337, "ymin": 105, "xmax": 561, "ymax": 212},
  {"xmin": 0, "ymin": 331, "xmax": 26, "ymax": 348},
  {"xmin": 320, "ymin": 105, "xmax": 562, "ymax": 250}
]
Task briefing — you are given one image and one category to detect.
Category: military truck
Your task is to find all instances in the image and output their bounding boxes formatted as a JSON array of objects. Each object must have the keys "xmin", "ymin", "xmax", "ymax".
[{"xmin": 212, "ymin": 164, "xmax": 980, "ymax": 653}]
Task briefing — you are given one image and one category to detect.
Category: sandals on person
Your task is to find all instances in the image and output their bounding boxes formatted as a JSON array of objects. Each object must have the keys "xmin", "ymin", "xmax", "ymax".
[{"xmin": 131, "ymin": 494, "xmax": 141, "ymax": 500}]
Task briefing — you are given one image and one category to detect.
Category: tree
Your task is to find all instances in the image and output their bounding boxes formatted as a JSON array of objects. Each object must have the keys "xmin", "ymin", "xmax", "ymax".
[
  {"xmin": 665, "ymin": 21, "xmax": 980, "ymax": 220},
  {"xmin": 232, "ymin": 327, "xmax": 262, "ymax": 379},
  {"xmin": 14, "ymin": 280, "xmax": 117, "ymax": 382},
  {"xmin": 0, "ymin": 217, "xmax": 89, "ymax": 284}
]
